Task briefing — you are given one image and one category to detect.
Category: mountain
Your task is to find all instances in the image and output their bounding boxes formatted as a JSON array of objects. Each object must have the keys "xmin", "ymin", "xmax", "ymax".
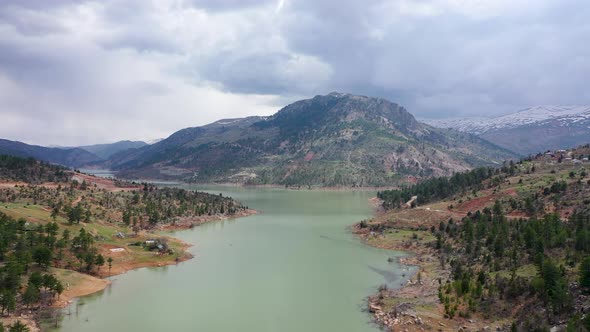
[
  {"xmin": 145, "ymin": 138, "xmax": 163, "ymax": 145},
  {"xmin": 77, "ymin": 140, "xmax": 148, "ymax": 159},
  {"xmin": 0, "ymin": 139, "xmax": 103, "ymax": 168},
  {"xmin": 363, "ymin": 144, "xmax": 590, "ymax": 331},
  {"xmin": 106, "ymin": 93, "xmax": 517, "ymax": 187},
  {"xmin": 424, "ymin": 105, "xmax": 590, "ymax": 155}
]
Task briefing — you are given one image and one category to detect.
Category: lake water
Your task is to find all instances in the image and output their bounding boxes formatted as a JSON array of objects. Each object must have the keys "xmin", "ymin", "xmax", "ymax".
[
  {"xmin": 77, "ymin": 169, "xmax": 115, "ymax": 178},
  {"xmin": 52, "ymin": 186, "xmax": 410, "ymax": 332}
]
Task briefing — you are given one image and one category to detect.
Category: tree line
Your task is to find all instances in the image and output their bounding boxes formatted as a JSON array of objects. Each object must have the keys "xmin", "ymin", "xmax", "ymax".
[
  {"xmin": 378, "ymin": 166, "xmax": 501, "ymax": 209},
  {"xmin": 0, "ymin": 155, "xmax": 69, "ymax": 184},
  {"xmin": 0, "ymin": 212, "xmax": 68, "ymax": 319},
  {"xmin": 434, "ymin": 202, "xmax": 590, "ymax": 330}
]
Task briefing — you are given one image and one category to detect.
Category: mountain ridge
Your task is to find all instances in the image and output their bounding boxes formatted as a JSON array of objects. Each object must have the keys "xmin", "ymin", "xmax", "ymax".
[
  {"xmin": 0, "ymin": 138, "xmax": 103, "ymax": 168},
  {"xmin": 106, "ymin": 93, "xmax": 517, "ymax": 186},
  {"xmin": 77, "ymin": 140, "xmax": 148, "ymax": 159},
  {"xmin": 424, "ymin": 105, "xmax": 590, "ymax": 154}
]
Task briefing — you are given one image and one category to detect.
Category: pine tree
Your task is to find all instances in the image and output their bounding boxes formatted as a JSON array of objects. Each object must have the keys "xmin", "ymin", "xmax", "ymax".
[
  {"xmin": 22, "ymin": 285, "xmax": 40, "ymax": 307},
  {"xmin": 8, "ymin": 320, "xmax": 30, "ymax": 332},
  {"xmin": 95, "ymin": 254, "xmax": 105, "ymax": 272},
  {"xmin": 107, "ymin": 257, "xmax": 113, "ymax": 276},
  {"xmin": 579, "ymin": 256, "xmax": 590, "ymax": 292}
]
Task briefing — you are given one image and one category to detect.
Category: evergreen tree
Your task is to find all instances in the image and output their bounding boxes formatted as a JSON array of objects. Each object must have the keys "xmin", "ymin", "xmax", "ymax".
[
  {"xmin": 8, "ymin": 321, "xmax": 29, "ymax": 332},
  {"xmin": 579, "ymin": 256, "xmax": 590, "ymax": 292},
  {"xmin": 95, "ymin": 254, "xmax": 105, "ymax": 272},
  {"xmin": 22, "ymin": 285, "xmax": 40, "ymax": 307},
  {"xmin": 32, "ymin": 246, "xmax": 52, "ymax": 269}
]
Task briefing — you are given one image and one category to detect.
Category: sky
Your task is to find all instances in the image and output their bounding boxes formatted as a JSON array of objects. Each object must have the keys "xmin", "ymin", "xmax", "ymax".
[{"xmin": 0, "ymin": 0, "xmax": 589, "ymax": 146}]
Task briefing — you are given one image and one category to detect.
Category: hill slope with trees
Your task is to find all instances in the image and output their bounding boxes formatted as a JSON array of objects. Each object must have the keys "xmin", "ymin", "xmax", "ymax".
[
  {"xmin": 0, "ymin": 155, "xmax": 252, "ymax": 330},
  {"xmin": 358, "ymin": 144, "xmax": 590, "ymax": 331},
  {"xmin": 76, "ymin": 140, "xmax": 148, "ymax": 159},
  {"xmin": 106, "ymin": 93, "xmax": 517, "ymax": 187},
  {"xmin": 0, "ymin": 139, "xmax": 102, "ymax": 168}
]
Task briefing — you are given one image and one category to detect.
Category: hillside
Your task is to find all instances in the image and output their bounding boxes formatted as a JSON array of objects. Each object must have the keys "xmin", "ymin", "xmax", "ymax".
[
  {"xmin": 0, "ymin": 155, "xmax": 254, "ymax": 330},
  {"xmin": 424, "ymin": 106, "xmax": 590, "ymax": 155},
  {"xmin": 107, "ymin": 93, "xmax": 517, "ymax": 187},
  {"xmin": 77, "ymin": 140, "xmax": 148, "ymax": 159},
  {"xmin": 0, "ymin": 138, "xmax": 103, "ymax": 168},
  {"xmin": 358, "ymin": 144, "xmax": 590, "ymax": 331},
  {"xmin": 0, "ymin": 154, "xmax": 70, "ymax": 184}
]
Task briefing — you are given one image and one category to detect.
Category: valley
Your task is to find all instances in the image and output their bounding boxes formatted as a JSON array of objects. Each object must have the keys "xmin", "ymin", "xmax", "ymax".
[
  {"xmin": 2, "ymin": 1, "xmax": 590, "ymax": 331},
  {"xmin": 1, "ymin": 94, "xmax": 588, "ymax": 331}
]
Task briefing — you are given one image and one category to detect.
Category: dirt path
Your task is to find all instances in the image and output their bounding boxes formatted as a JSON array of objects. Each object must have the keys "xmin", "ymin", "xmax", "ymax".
[{"xmin": 71, "ymin": 195, "xmax": 82, "ymax": 206}]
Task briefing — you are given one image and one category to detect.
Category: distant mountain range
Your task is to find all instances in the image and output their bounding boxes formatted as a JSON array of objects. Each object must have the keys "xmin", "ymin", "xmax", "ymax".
[
  {"xmin": 0, "ymin": 139, "xmax": 150, "ymax": 168},
  {"xmin": 76, "ymin": 140, "xmax": 148, "ymax": 159},
  {"xmin": 104, "ymin": 92, "xmax": 517, "ymax": 186},
  {"xmin": 424, "ymin": 105, "xmax": 590, "ymax": 155},
  {"xmin": 0, "ymin": 139, "xmax": 103, "ymax": 168}
]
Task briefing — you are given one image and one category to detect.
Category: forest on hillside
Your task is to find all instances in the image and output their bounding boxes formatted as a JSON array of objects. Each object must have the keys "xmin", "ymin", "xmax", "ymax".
[
  {"xmin": 0, "ymin": 155, "xmax": 70, "ymax": 184},
  {"xmin": 368, "ymin": 146, "xmax": 590, "ymax": 330}
]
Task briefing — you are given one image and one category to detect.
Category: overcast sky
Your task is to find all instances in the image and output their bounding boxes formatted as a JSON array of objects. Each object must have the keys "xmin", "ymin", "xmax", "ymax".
[{"xmin": 1, "ymin": 0, "xmax": 589, "ymax": 146}]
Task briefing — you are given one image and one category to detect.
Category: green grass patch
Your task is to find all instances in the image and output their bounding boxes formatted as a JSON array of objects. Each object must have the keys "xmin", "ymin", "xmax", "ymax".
[{"xmin": 490, "ymin": 264, "xmax": 538, "ymax": 279}]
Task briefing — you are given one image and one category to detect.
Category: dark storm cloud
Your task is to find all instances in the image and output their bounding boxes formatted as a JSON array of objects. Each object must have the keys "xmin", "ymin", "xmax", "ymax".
[
  {"xmin": 175, "ymin": 0, "xmax": 590, "ymax": 117},
  {"xmin": 0, "ymin": 0, "xmax": 589, "ymax": 145},
  {"xmin": 270, "ymin": 0, "xmax": 590, "ymax": 117},
  {"xmin": 196, "ymin": 51, "xmax": 331, "ymax": 95}
]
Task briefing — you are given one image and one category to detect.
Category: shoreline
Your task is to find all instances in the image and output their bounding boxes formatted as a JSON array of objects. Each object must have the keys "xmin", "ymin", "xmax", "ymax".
[
  {"xmin": 354, "ymin": 208, "xmax": 504, "ymax": 331},
  {"xmin": 0, "ymin": 170, "xmax": 262, "ymax": 331},
  {"xmin": 50, "ymin": 251, "xmax": 194, "ymax": 310},
  {"xmin": 352, "ymin": 223, "xmax": 450, "ymax": 331},
  {"xmin": 52, "ymin": 209, "xmax": 258, "ymax": 307},
  {"xmin": 113, "ymin": 178, "xmax": 400, "ymax": 191},
  {"xmin": 36, "ymin": 208, "xmax": 259, "ymax": 329},
  {"xmin": 353, "ymin": 197, "xmax": 438, "ymax": 330}
]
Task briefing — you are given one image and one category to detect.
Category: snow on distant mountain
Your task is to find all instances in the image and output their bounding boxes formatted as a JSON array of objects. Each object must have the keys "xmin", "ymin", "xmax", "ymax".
[
  {"xmin": 424, "ymin": 106, "xmax": 590, "ymax": 135},
  {"xmin": 423, "ymin": 106, "xmax": 590, "ymax": 155},
  {"xmin": 422, "ymin": 117, "xmax": 489, "ymax": 134}
]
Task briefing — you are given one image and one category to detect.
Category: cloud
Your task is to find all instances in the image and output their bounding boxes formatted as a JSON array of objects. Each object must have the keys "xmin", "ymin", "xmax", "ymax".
[
  {"xmin": 184, "ymin": 0, "xmax": 275, "ymax": 12},
  {"xmin": 0, "ymin": 0, "xmax": 589, "ymax": 145}
]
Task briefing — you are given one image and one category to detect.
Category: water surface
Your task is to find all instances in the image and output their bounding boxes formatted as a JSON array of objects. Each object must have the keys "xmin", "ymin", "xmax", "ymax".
[{"xmin": 54, "ymin": 186, "xmax": 410, "ymax": 332}]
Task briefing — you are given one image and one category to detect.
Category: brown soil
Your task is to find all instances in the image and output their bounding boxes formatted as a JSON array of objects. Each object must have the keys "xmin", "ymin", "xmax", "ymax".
[
  {"xmin": 0, "ymin": 317, "xmax": 40, "ymax": 332},
  {"xmin": 71, "ymin": 173, "xmax": 140, "ymax": 191},
  {"xmin": 0, "ymin": 181, "xmax": 27, "ymax": 188},
  {"xmin": 52, "ymin": 273, "xmax": 111, "ymax": 309},
  {"xmin": 453, "ymin": 192, "xmax": 497, "ymax": 214},
  {"xmin": 374, "ymin": 206, "xmax": 453, "ymax": 230}
]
